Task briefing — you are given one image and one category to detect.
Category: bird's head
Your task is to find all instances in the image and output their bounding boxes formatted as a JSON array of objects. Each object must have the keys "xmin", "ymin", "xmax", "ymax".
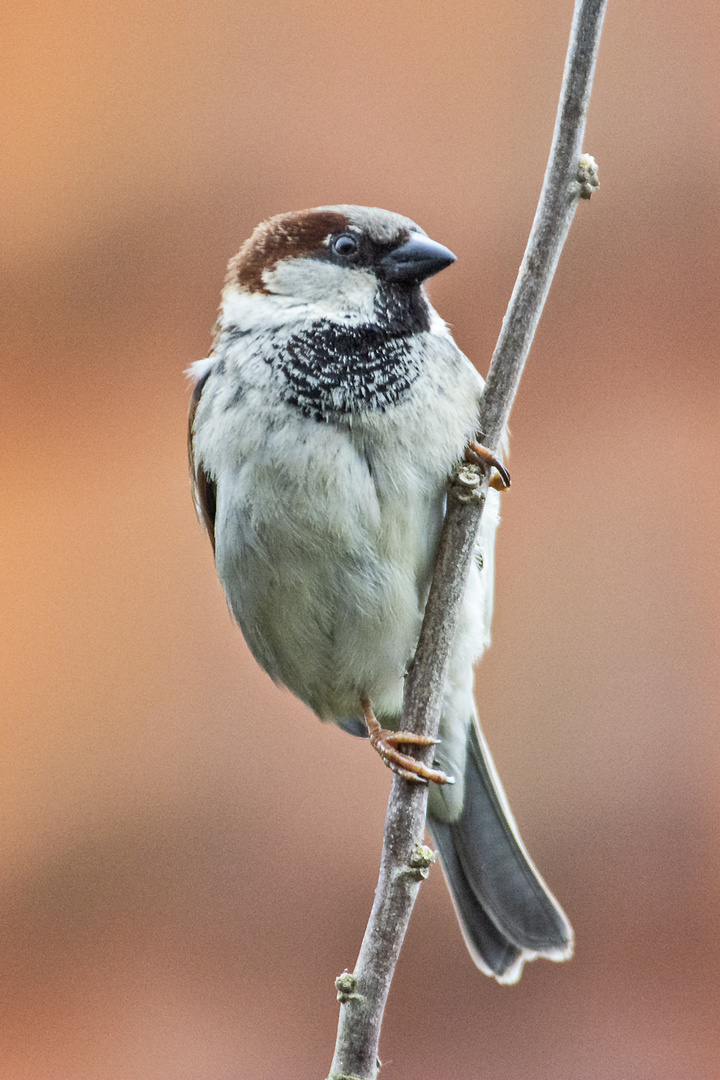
[{"xmin": 220, "ymin": 205, "xmax": 457, "ymax": 334}]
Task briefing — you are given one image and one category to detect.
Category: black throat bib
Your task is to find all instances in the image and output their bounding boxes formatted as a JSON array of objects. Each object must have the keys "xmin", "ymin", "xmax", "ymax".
[{"xmin": 276, "ymin": 321, "xmax": 425, "ymax": 422}]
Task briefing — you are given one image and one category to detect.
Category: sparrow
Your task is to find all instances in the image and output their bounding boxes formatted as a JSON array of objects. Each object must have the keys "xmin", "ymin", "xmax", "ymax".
[{"xmin": 188, "ymin": 205, "xmax": 573, "ymax": 982}]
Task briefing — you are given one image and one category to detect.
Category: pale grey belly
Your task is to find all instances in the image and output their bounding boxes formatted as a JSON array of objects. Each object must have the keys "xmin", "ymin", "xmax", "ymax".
[{"xmin": 215, "ymin": 487, "xmax": 441, "ymax": 723}]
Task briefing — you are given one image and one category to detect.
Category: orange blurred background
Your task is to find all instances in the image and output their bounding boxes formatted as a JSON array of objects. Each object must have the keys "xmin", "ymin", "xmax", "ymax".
[{"xmin": 2, "ymin": 0, "xmax": 719, "ymax": 1076}]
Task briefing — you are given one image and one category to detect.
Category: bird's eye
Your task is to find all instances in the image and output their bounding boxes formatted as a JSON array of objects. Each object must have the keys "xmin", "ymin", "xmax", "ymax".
[{"xmin": 332, "ymin": 234, "xmax": 359, "ymax": 258}]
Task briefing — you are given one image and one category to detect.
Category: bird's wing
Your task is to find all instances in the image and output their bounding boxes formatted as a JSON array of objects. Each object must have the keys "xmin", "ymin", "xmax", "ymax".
[{"xmin": 188, "ymin": 368, "xmax": 217, "ymax": 553}]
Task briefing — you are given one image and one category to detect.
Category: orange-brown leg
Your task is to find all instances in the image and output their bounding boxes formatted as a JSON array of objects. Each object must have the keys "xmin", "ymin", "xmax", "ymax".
[
  {"xmin": 465, "ymin": 440, "xmax": 511, "ymax": 490},
  {"xmin": 361, "ymin": 699, "xmax": 455, "ymax": 786}
]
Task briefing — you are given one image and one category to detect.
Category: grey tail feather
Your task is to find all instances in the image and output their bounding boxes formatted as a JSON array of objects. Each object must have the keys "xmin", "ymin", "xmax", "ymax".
[{"xmin": 427, "ymin": 722, "xmax": 573, "ymax": 983}]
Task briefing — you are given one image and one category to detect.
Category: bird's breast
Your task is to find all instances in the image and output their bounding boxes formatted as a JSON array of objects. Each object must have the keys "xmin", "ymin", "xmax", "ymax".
[
  {"xmin": 213, "ymin": 409, "xmax": 447, "ymax": 720},
  {"xmin": 198, "ymin": 324, "xmax": 485, "ymax": 722}
]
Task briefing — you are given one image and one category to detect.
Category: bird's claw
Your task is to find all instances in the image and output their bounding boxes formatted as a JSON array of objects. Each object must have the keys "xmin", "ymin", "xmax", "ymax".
[
  {"xmin": 361, "ymin": 699, "xmax": 455, "ymax": 786},
  {"xmin": 465, "ymin": 440, "xmax": 511, "ymax": 490}
]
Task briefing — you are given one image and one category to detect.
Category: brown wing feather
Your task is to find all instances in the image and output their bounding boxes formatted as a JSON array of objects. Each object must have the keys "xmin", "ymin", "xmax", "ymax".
[{"xmin": 188, "ymin": 370, "xmax": 217, "ymax": 553}]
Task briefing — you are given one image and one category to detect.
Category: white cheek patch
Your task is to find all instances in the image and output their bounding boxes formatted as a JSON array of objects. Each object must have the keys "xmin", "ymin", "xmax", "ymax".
[{"xmin": 263, "ymin": 257, "xmax": 378, "ymax": 322}]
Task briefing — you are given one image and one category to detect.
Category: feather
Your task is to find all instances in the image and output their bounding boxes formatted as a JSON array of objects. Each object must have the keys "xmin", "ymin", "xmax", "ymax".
[{"xmin": 188, "ymin": 369, "xmax": 217, "ymax": 552}]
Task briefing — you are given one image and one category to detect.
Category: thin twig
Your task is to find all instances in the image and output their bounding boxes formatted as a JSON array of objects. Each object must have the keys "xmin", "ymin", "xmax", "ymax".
[{"xmin": 327, "ymin": 2, "xmax": 607, "ymax": 1077}]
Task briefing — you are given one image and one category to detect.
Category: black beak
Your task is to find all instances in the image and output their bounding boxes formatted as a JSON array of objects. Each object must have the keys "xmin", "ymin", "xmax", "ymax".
[{"xmin": 379, "ymin": 233, "xmax": 457, "ymax": 284}]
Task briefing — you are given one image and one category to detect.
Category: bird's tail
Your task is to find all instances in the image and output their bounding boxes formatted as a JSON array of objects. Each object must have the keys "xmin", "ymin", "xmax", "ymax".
[{"xmin": 427, "ymin": 719, "xmax": 573, "ymax": 983}]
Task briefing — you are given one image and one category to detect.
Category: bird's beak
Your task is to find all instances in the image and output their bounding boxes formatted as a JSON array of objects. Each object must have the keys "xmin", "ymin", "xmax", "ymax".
[{"xmin": 379, "ymin": 233, "xmax": 457, "ymax": 284}]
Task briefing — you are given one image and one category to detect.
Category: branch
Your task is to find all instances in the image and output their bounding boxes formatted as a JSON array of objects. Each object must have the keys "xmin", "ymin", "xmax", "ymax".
[{"xmin": 327, "ymin": 2, "xmax": 607, "ymax": 1077}]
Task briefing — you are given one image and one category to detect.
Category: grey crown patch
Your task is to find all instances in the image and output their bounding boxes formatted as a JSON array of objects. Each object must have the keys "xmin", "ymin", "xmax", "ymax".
[{"xmin": 272, "ymin": 322, "xmax": 424, "ymax": 422}]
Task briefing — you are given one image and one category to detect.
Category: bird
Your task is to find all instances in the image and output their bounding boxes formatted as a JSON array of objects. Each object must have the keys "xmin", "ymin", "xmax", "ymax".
[{"xmin": 188, "ymin": 204, "xmax": 573, "ymax": 982}]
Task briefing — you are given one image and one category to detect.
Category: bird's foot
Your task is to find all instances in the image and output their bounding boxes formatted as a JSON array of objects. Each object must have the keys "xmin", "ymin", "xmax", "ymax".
[
  {"xmin": 361, "ymin": 699, "xmax": 455, "ymax": 786},
  {"xmin": 465, "ymin": 440, "xmax": 511, "ymax": 491}
]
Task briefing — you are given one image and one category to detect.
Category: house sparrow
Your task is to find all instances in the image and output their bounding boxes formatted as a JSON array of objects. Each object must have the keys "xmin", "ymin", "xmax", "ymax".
[{"xmin": 188, "ymin": 205, "xmax": 573, "ymax": 982}]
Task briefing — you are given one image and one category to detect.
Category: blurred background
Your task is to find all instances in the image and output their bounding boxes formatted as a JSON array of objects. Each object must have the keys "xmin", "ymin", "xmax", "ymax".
[{"xmin": 2, "ymin": 0, "xmax": 719, "ymax": 1076}]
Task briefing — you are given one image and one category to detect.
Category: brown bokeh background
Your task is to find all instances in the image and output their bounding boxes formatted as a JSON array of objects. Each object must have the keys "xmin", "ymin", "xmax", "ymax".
[{"xmin": 2, "ymin": 0, "xmax": 719, "ymax": 1076}]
